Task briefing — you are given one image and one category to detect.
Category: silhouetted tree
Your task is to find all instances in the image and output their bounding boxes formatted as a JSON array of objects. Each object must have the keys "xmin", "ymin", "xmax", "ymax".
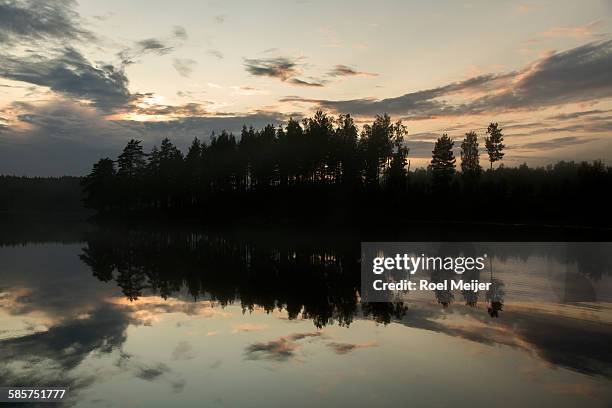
[
  {"xmin": 184, "ymin": 138, "xmax": 203, "ymax": 205},
  {"xmin": 116, "ymin": 139, "xmax": 147, "ymax": 209},
  {"xmin": 335, "ymin": 114, "xmax": 360, "ymax": 188},
  {"xmin": 460, "ymin": 131, "xmax": 481, "ymax": 176},
  {"xmin": 485, "ymin": 123, "xmax": 505, "ymax": 170},
  {"xmin": 361, "ymin": 114, "xmax": 395, "ymax": 187},
  {"xmin": 384, "ymin": 121, "xmax": 409, "ymax": 192},
  {"xmin": 429, "ymin": 134, "xmax": 456, "ymax": 195},
  {"xmin": 82, "ymin": 158, "xmax": 116, "ymax": 211}
]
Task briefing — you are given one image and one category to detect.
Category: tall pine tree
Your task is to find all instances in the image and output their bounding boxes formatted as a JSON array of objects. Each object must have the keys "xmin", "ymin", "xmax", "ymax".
[
  {"xmin": 484, "ymin": 123, "xmax": 504, "ymax": 170},
  {"xmin": 460, "ymin": 131, "xmax": 481, "ymax": 176},
  {"xmin": 429, "ymin": 134, "xmax": 456, "ymax": 194}
]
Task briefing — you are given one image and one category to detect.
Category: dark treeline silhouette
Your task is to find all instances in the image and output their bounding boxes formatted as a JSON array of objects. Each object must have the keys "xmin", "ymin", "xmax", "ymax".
[
  {"xmin": 81, "ymin": 111, "xmax": 612, "ymax": 227},
  {"xmin": 0, "ymin": 176, "xmax": 84, "ymax": 212}
]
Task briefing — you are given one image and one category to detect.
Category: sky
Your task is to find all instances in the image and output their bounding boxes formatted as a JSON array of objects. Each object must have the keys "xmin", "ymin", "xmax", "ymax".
[{"xmin": 1, "ymin": 0, "xmax": 612, "ymax": 175}]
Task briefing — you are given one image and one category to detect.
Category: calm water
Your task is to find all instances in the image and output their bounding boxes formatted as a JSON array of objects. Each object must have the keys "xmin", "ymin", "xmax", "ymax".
[{"xmin": 1, "ymin": 222, "xmax": 611, "ymax": 407}]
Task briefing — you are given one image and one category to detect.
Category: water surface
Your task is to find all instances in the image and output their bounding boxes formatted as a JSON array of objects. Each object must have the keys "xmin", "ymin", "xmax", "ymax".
[{"xmin": 1, "ymin": 223, "xmax": 611, "ymax": 407}]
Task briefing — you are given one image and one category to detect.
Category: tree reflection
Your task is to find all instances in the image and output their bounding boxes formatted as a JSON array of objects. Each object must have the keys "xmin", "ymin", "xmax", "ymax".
[{"xmin": 79, "ymin": 228, "xmax": 523, "ymax": 326}]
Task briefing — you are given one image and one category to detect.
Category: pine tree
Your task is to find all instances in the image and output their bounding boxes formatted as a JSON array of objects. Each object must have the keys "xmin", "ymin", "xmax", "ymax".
[
  {"xmin": 484, "ymin": 123, "xmax": 505, "ymax": 170},
  {"xmin": 116, "ymin": 139, "xmax": 147, "ymax": 209},
  {"xmin": 117, "ymin": 139, "xmax": 146, "ymax": 179},
  {"xmin": 460, "ymin": 131, "xmax": 481, "ymax": 176},
  {"xmin": 384, "ymin": 121, "xmax": 409, "ymax": 191},
  {"xmin": 429, "ymin": 134, "xmax": 456, "ymax": 194}
]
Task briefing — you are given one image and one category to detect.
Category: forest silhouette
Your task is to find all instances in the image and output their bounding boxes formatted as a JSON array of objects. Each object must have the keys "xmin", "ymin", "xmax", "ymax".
[{"xmin": 78, "ymin": 111, "xmax": 612, "ymax": 227}]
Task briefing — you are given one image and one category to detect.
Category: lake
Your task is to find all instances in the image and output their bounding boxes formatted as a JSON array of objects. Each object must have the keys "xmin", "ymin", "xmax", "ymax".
[{"xmin": 1, "ymin": 220, "xmax": 611, "ymax": 407}]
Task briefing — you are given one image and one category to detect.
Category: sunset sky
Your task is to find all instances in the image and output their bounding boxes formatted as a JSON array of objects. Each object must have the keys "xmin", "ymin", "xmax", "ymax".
[{"xmin": 1, "ymin": 0, "xmax": 612, "ymax": 175}]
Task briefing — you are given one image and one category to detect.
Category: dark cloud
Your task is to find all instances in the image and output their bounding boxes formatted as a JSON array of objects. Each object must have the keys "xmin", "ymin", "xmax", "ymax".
[
  {"xmin": 243, "ymin": 56, "xmax": 326, "ymax": 87},
  {"xmin": 173, "ymin": 25, "xmax": 188, "ymax": 40},
  {"xmin": 245, "ymin": 337, "xmax": 298, "ymax": 361},
  {"xmin": 509, "ymin": 118, "xmax": 612, "ymax": 137},
  {"xmin": 134, "ymin": 363, "xmax": 171, "ymax": 380},
  {"xmin": 0, "ymin": 0, "xmax": 93, "ymax": 45},
  {"xmin": 326, "ymin": 341, "xmax": 378, "ymax": 354},
  {"xmin": 207, "ymin": 49, "xmax": 224, "ymax": 60},
  {"xmin": 244, "ymin": 332, "xmax": 321, "ymax": 362},
  {"xmin": 516, "ymin": 136, "xmax": 598, "ymax": 151},
  {"xmin": 470, "ymin": 40, "xmax": 612, "ymax": 111},
  {"xmin": 387, "ymin": 300, "xmax": 612, "ymax": 379},
  {"xmin": 131, "ymin": 101, "xmax": 211, "ymax": 117},
  {"xmin": 282, "ymin": 40, "xmax": 612, "ymax": 118},
  {"xmin": 546, "ymin": 109, "xmax": 612, "ymax": 121},
  {"xmin": 115, "ymin": 350, "xmax": 185, "ymax": 391},
  {"xmin": 173, "ymin": 58, "xmax": 197, "ymax": 77},
  {"xmin": 280, "ymin": 72, "xmax": 512, "ymax": 118},
  {"xmin": 0, "ymin": 305, "xmax": 129, "ymax": 382},
  {"xmin": 244, "ymin": 57, "xmax": 298, "ymax": 81},
  {"xmin": 119, "ymin": 38, "xmax": 174, "ymax": 65},
  {"xmin": 287, "ymin": 77, "xmax": 325, "ymax": 87},
  {"xmin": 0, "ymin": 47, "xmax": 130, "ymax": 111},
  {"xmin": 0, "ymin": 99, "xmax": 286, "ymax": 175},
  {"xmin": 327, "ymin": 64, "xmax": 378, "ymax": 77}
]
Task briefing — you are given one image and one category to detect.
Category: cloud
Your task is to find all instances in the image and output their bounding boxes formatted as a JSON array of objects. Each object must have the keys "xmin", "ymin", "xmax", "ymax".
[
  {"xmin": 0, "ymin": 305, "xmax": 129, "ymax": 375},
  {"xmin": 515, "ymin": 136, "xmax": 597, "ymax": 151},
  {"xmin": 244, "ymin": 57, "xmax": 299, "ymax": 81},
  {"xmin": 0, "ymin": 0, "xmax": 93, "ymax": 45},
  {"xmin": 230, "ymin": 86, "xmax": 268, "ymax": 96},
  {"xmin": 281, "ymin": 40, "xmax": 612, "ymax": 118},
  {"xmin": 244, "ymin": 332, "xmax": 321, "ymax": 361},
  {"xmin": 116, "ymin": 351, "xmax": 185, "ymax": 391},
  {"xmin": 327, "ymin": 64, "xmax": 378, "ymax": 77},
  {"xmin": 207, "ymin": 49, "xmax": 224, "ymax": 59},
  {"xmin": 280, "ymin": 72, "xmax": 514, "ymax": 118},
  {"xmin": 546, "ymin": 109, "xmax": 612, "ymax": 121},
  {"xmin": 510, "ymin": 118, "xmax": 612, "ymax": 137},
  {"xmin": 0, "ymin": 48, "xmax": 130, "ymax": 111},
  {"xmin": 214, "ymin": 14, "xmax": 227, "ymax": 24},
  {"xmin": 326, "ymin": 341, "xmax": 378, "ymax": 354},
  {"xmin": 173, "ymin": 58, "xmax": 197, "ymax": 77},
  {"xmin": 539, "ymin": 20, "xmax": 604, "ymax": 39},
  {"xmin": 287, "ymin": 78, "xmax": 325, "ymax": 87},
  {"xmin": 131, "ymin": 100, "xmax": 211, "ymax": 117},
  {"xmin": 134, "ymin": 363, "xmax": 170, "ymax": 380},
  {"xmin": 171, "ymin": 341, "xmax": 196, "ymax": 360},
  {"xmin": 245, "ymin": 338, "xmax": 298, "ymax": 361},
  {"xmin": 119, "ymin": 38, "xmax": 174, "ymax": 65},
  {"xmin": 173, "ymin": 25, "xmax": 188, "ymax": 40}
]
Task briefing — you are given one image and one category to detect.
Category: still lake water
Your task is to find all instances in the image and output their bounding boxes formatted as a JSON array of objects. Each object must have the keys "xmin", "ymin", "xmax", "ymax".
[{"xmin": 1, "ymin": 221, "xmax": 611, "ymax": 407}]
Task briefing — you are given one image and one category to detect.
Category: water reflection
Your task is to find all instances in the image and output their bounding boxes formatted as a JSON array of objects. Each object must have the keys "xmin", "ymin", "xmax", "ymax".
[{"xmin": 0, "ymin": 223, "xmax": 611, "ymax": 407}]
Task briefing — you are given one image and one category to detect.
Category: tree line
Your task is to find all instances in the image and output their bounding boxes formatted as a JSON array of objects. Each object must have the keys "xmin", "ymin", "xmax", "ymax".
[
  {"xmin": 0, "ymin": 176, "xmax": 84, "ymax": 213},
  {"xmin": 77, "ymin": 110, "xmax": 611, "ymax": 226}
]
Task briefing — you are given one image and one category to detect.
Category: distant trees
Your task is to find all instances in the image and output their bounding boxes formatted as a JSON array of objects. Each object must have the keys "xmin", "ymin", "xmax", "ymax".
[
  {"xmin": 485, "ymin": 123, "xmax": 505, "ymax": 170},
  {"xmin": 429, "ymin": 134, "xmax": 456, "ymax": 194}
]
